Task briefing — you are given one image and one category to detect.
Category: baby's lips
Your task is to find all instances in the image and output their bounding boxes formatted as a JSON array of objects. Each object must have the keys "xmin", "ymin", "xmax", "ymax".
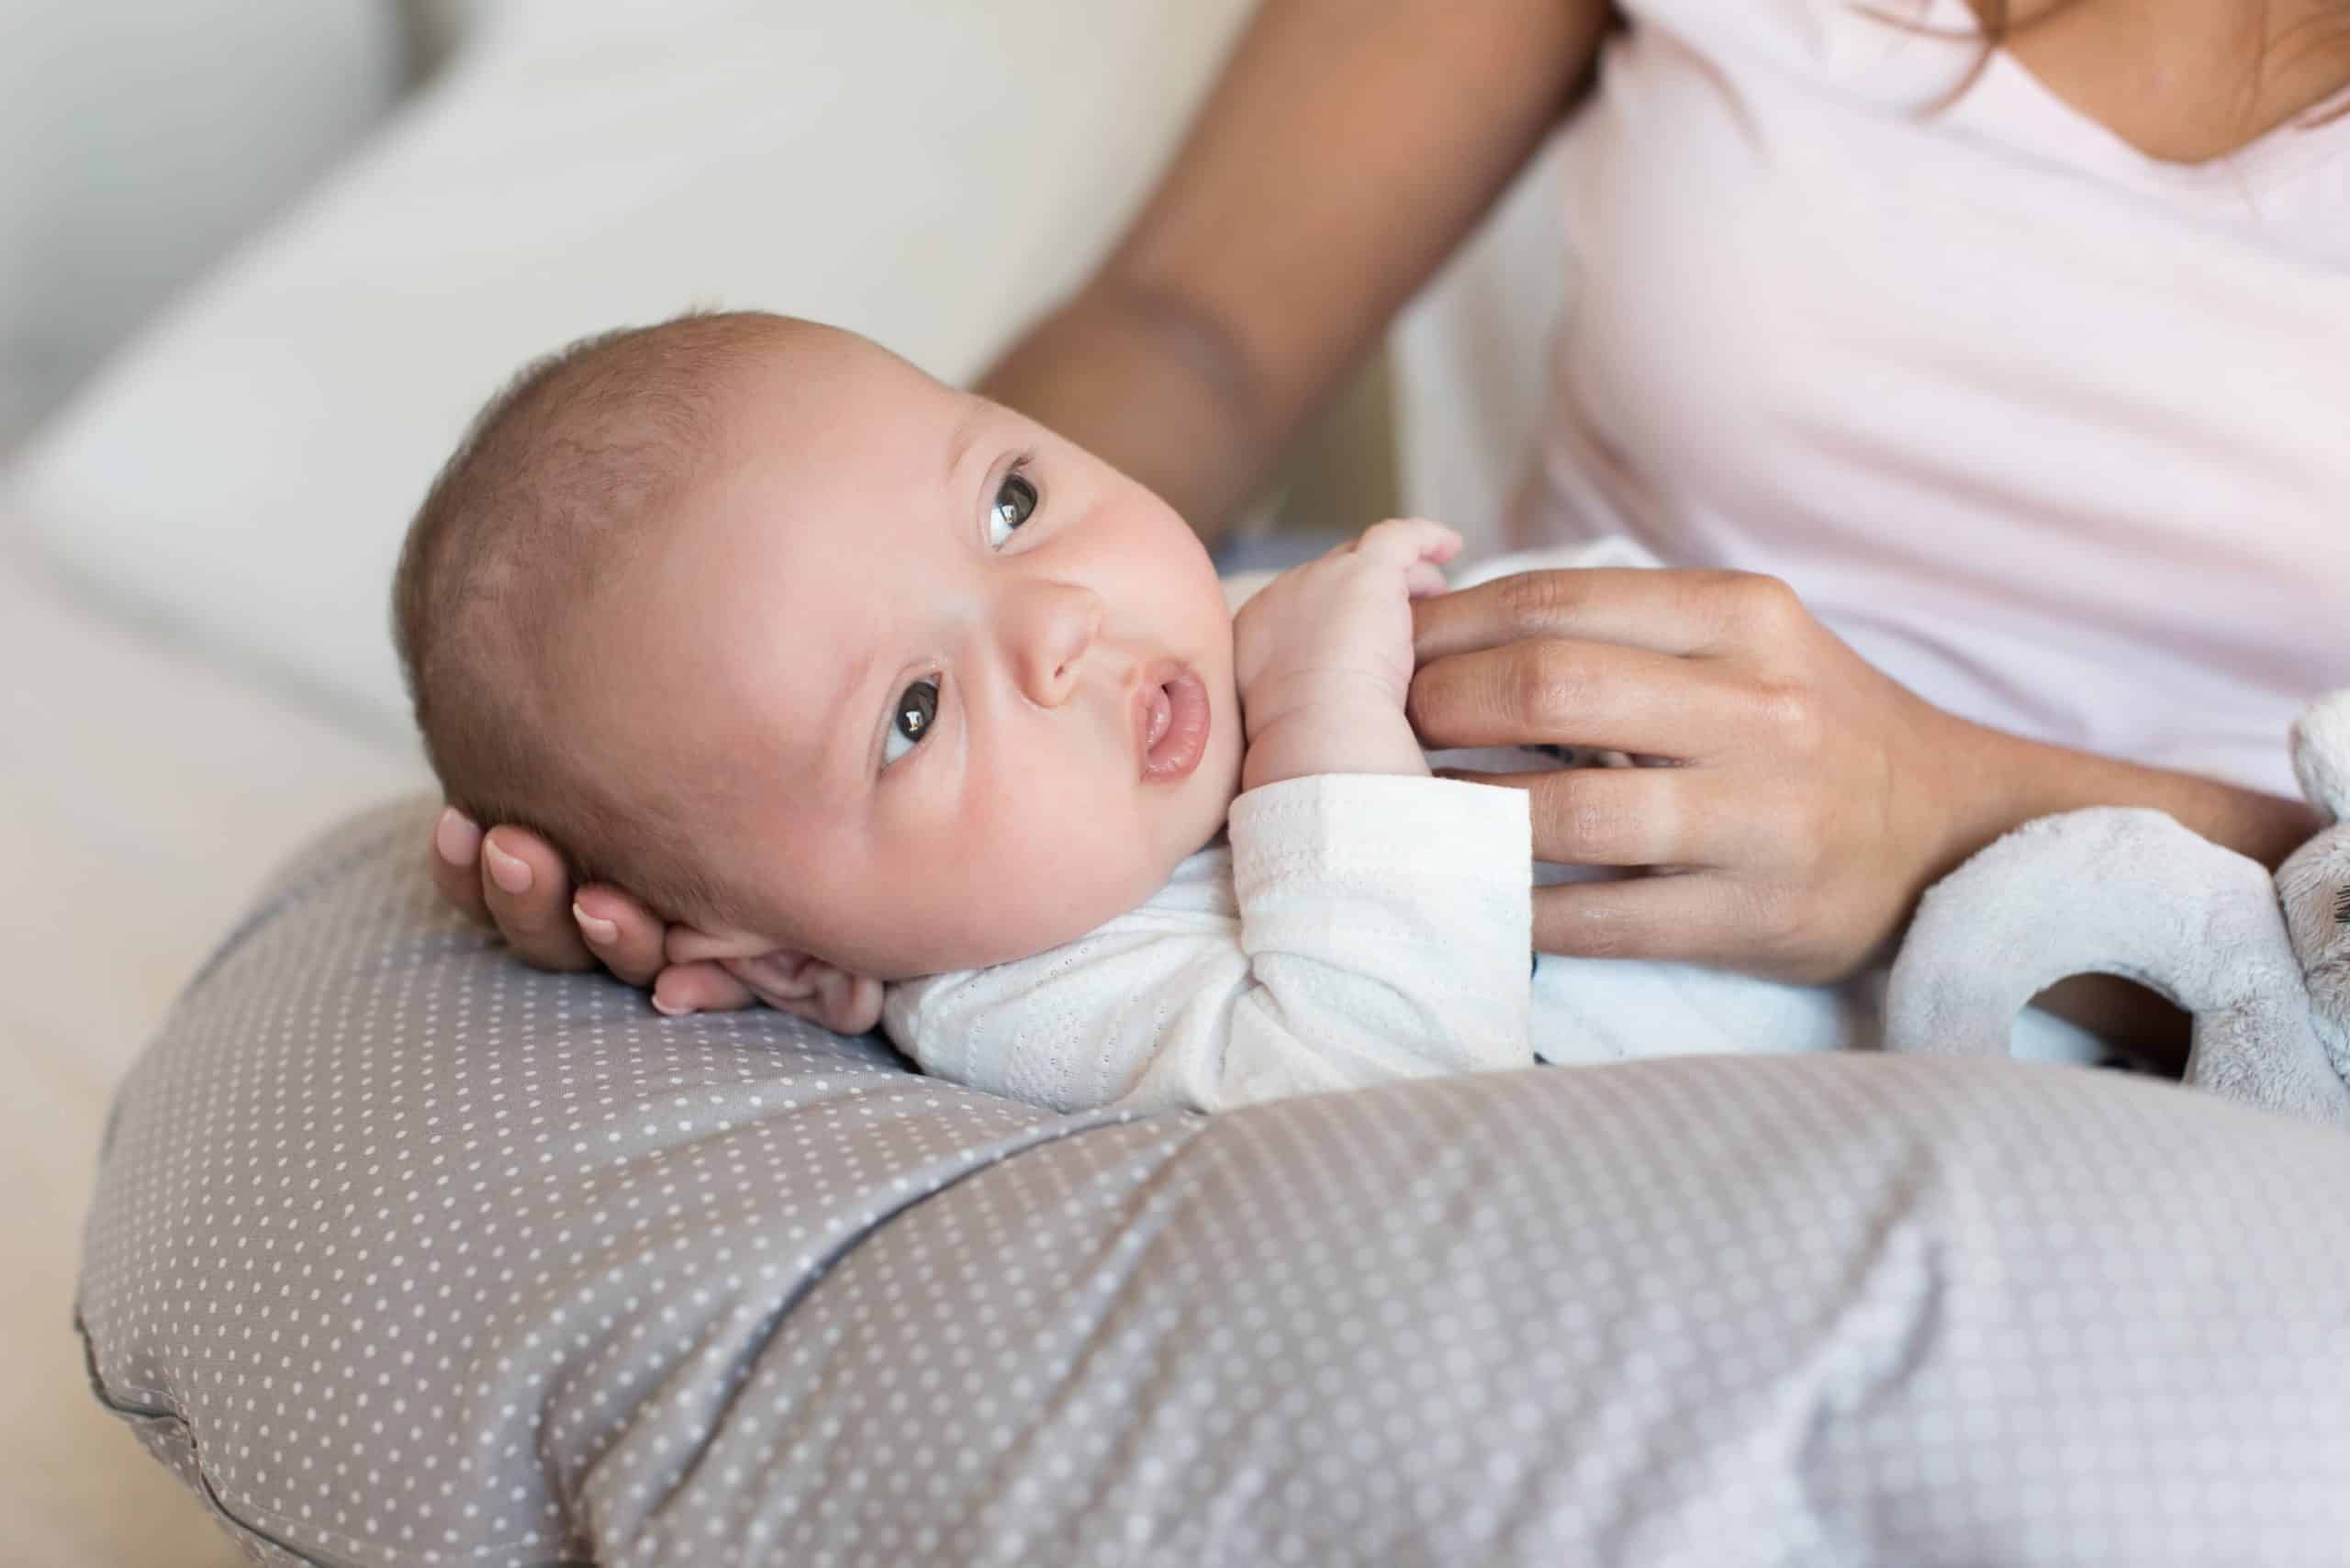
[
  {"xmin": 1138, "ymin": 680, "xmax": 1174, "ymax": 754},
  {"xmin": 1135, "ymin": 659, "xmax": 1210, "ymax": 783}
]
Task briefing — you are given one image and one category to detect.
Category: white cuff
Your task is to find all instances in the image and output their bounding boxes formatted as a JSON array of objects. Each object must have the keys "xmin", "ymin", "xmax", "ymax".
[{"xmin": 1228, "ymin": 773, "xmax": 1531, "ymax": 895}]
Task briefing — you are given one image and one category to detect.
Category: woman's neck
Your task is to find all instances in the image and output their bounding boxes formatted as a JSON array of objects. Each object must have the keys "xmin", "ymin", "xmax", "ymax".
[{"xmin": 1971, "ymin": 0, "xmax": 2350, "ymax": 163}]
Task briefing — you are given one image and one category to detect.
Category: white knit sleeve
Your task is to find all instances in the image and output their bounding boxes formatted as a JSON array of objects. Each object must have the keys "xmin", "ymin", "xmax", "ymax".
[{"xmin": 881, "ymin": 775, "xmax": 1534, "ymax": 1114}]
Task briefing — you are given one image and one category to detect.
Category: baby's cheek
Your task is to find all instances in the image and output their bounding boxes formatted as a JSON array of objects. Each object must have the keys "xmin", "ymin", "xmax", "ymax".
[{"xmin": 964, "ymin": 812, "xmax": 1154, "ymax": 959}]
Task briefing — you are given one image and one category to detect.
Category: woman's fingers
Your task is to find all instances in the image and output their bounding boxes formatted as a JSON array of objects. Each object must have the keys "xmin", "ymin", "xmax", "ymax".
[
  {"xmin": 429, "ymin": 807, "xmax": 491, "ymax": 925},
  {"xmin": 1407, "ymin": 637, "xmax": 1751, "ymax": 757},
  {"xmin": 1441, "ymin": 763, "xmax": 1718, "ymax": 868},
  {"xmin": 432, "ymin": 806, "xmax": 685, "ymax": 984},
  {"xmin": 650, "ymin": 960, "xmax": 756, "ymax": 1016},
  {"xmin": 571, "ymin": 885, "xmax": 668, "ymax": 987},
  {"xmin": 477, "ymin": 826, "xmax": 598, "ymax": 972},
  {"xmin": 1531, "ymin": 872, "xmax": 1782, "ymax": 971},
  {"xmin": 1413, "ymin": 566, "xmax": 1793, "ymax": 664}
]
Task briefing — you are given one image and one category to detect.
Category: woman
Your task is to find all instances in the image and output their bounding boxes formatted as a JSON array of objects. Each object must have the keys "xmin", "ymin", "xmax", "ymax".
[{"xmin": 430, "ymin": 0, "xmax": 2347, "ymax": 1049}]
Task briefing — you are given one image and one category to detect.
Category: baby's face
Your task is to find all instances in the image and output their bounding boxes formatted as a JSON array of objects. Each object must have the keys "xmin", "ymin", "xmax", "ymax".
[{"xmin": 602, "ymin": 330, "xmax": 1241, "ymax": 980}]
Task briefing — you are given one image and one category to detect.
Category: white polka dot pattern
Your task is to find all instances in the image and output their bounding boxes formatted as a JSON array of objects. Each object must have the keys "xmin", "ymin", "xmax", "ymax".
[{"xmin": 77, "ymin": 799, "xmax": 2350, "ymax": 1566}]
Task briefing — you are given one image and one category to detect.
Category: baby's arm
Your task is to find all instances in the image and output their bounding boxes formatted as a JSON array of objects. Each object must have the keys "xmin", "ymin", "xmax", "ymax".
[
  {"xmin": 886, "ymin": 770, "xmax": 1535, "ymax": 1114},
  {"xmin": 1233, "ymin": 519, "xmax": 1460, "ymax": 791}
]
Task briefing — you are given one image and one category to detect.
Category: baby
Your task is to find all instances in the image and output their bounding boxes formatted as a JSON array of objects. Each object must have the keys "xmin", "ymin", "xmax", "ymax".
[{"xmin": 396, "ymin": 310, "xmax": 2098, "ymax": 1113}]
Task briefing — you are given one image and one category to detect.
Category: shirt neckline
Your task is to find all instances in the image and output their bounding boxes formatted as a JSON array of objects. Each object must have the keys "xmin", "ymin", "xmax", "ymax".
[{"xmin": 1925, "ymin": 0, "xmax": 2350, "ymax": 199}]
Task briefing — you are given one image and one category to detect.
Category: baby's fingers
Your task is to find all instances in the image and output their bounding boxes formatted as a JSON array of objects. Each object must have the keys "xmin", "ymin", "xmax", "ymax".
[{"xmin": 1353, "ymin": 517, "xmax": 1463, "ymax": 570}]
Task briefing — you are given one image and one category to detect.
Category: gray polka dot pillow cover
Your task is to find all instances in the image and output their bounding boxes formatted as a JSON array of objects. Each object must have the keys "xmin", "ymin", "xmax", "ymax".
[{"xmin": 77, "ymin": 799, "xmax": 2350, "ymax": 1567}]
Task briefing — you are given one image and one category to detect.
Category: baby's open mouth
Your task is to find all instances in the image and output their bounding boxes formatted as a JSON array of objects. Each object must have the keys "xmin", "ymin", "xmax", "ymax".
[{"xmin": 1136, "ymin": 661, "xmax": 1210, "ymax": 783}]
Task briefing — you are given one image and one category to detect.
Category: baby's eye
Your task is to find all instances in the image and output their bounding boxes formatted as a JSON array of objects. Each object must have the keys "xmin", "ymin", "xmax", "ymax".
[
  {"xmin": 986, "ymin": 469, "xmax": 1038, "ymax": 549},
  {"xmin": 882, "ymin": 678, "xmax": 939, "ymax": 767}
]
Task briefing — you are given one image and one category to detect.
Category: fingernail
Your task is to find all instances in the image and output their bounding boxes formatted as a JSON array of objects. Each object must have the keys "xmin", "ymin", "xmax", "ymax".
[
  {"xmin": 574, "ymin": 904, "xmax": 620, "ymax": 946},
  {"xmin": 482, "ymin": 836, "xmax": 533, "ymax": 896},
  {"xmin": 651, "ymin": 992, "xmax": 694, "ymax": 1019},
  {"xmin": 434, "ymin": 807, "xmax": 482, "ymax": 867}
]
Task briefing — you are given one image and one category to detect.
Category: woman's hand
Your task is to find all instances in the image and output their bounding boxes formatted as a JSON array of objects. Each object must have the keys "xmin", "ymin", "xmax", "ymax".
[
  {"xmin": 427, "ymin": 808, "xmax": 753, "ymax": 1014},
  {"xmin": 1408, "ymin": 567, "xmax": 1979, "ymax": 985}
]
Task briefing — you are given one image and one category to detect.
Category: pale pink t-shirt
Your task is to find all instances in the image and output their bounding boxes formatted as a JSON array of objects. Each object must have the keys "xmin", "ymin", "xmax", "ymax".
[{"xmin": 1512, "ymin": 0, "xmax": 2349, "ymax": 796}]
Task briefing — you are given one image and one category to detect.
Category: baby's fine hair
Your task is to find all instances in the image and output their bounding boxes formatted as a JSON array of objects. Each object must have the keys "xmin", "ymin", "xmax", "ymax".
[{"xmin": 392, "ymin": 308, "xmax": 796, "ymax": 932}]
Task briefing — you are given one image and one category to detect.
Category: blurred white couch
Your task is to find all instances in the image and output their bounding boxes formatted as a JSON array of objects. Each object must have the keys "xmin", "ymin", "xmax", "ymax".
[
  {"xmin": 0, "ymin": 0, "xmax": 406, "ymax": 449},
  {"xmin": 1, "ymin": 3, "xmax": 1565, "ymax": 1561}
]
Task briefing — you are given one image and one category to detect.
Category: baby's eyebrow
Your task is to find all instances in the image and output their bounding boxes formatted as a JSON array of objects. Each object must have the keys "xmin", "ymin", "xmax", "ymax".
[
  {"xmin": 943, "ymin": 405, "xmax": 990, "ymax": 487},
  {"xmin": 820, "ymin": 642, "xmax": 880, "ymax": 786}
]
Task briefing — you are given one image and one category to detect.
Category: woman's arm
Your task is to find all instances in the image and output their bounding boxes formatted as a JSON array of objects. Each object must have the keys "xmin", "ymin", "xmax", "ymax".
[
  {"xmin": 1942, "ymin": 719, "xmax": 2320, "ymax": 879},
  {"xmin": 1945, "ymin": 719, "xmax": 2318, "ymax": 1058},
  {"xmin": 976, "ymin": 0, "xmax": 1613, "ymax": 543}
]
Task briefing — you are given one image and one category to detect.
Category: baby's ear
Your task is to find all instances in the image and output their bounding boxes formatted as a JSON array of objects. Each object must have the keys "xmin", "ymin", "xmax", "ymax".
[{"xmin": 666, "ymin": 927, "xmax": 885, "ymax": 1035}]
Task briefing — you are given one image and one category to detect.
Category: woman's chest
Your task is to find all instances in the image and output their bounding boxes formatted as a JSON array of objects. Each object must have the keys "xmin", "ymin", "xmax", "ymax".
[
  {"xmin": 1551, "ymin": 12, "xmax": 2350, "ymax": 546},
  {"xmin": 1534, "ymin": 6, "xmax": 2349, "ymax": 756}
]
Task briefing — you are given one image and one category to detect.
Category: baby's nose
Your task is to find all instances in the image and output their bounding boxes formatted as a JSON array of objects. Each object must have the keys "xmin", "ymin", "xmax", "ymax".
[{"xmin": 1011, "ymin": 580, "xmax": 1104, "ymax": 707}]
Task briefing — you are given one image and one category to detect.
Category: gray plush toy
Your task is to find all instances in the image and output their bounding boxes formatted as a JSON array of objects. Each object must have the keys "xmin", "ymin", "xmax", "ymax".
[{"xmin": 1886, "ymin": 691, "xmax": 2350, "ymax": 1129}]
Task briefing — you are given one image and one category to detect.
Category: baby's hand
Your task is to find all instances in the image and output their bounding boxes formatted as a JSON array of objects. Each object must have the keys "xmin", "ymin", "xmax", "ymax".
[{"xmin": 1234, "ymin": 518, "xmax": 1461, "ymax": 791}]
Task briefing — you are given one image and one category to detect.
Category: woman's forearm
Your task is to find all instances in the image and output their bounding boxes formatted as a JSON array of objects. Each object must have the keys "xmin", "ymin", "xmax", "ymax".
[
  {"xmin": 975, "ymin": 0, "xmax": 1612, "ymax": 544},
  {"xmin": 1938, "ymin": 714, "xmax": 2321, "ymax": 880},
  {"xmin": 1932, "ymin": 714, "xmax": 2322, "ymax": 1058},
  {"xmin": 976, "ymin": 281, "xmax": 1272, "ymax": 547}
]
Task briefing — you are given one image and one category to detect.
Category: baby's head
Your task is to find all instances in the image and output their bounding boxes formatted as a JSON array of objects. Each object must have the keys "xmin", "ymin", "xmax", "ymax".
[{"xmin": 396, "ymin": 311, "xmax": 1241, "ymax": 1029}]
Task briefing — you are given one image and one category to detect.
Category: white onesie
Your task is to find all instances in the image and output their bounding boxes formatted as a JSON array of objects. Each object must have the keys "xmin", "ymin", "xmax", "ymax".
[{"xmin": 881, "ymin": 541, "xmax": 2109, "ymax": 1114}]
